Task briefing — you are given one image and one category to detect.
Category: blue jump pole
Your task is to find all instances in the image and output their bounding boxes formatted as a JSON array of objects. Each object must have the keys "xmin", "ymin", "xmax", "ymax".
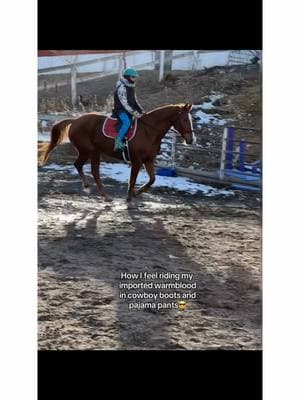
[{"xmin": 225, "ymin": 127, "xmax": 234, "ymax": 170}]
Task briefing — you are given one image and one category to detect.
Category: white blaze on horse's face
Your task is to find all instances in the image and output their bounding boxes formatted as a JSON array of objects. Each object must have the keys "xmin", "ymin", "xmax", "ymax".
[{"xmin": 188, "ymin": 112, "xmax": 196, "ymax": 145}]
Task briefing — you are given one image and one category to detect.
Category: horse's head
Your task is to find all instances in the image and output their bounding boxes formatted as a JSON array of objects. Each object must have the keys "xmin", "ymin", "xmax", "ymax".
[{"xmin": 172, "ymin": 104, "xmax": 196, "ymax": 145}]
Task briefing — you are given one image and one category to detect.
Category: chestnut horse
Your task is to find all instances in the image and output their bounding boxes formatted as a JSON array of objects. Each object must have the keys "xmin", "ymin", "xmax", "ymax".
[{"xmin": 39, "ymin": 103, "xmax": 195, "ymax": 202}]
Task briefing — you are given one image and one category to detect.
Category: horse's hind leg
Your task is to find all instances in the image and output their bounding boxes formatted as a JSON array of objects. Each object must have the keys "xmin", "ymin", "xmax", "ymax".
[
  {"xmin": 74, "ymin": 151, "xmax": 90, "ymax": 189},
  {"xmin": 137, "ymin": 160, "xmax": 155, "ymax": 195},
  {"xmin": 91, "ymin": 151, "xmax": 112, "ymax": 202}
]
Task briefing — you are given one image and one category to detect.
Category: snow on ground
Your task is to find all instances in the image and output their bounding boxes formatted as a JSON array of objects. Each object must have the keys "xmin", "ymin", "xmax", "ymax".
[
  {"xmin": 42, "ymin": 163, "xmax": 234, "ymax": 197},
  {"xmin": 192, "ymin": 93, "xmax": 233, "ymax": 126},
  {"xmin": 157, "ymin": 134, "xmax": 173, "ymax": 162},
  {"xmin": 193, "ymin": 109, "xmax": 227, "ymax": 126},
  {"xmin": 196, "ymin": 94, "xmax": 223, "ymax": 110}
]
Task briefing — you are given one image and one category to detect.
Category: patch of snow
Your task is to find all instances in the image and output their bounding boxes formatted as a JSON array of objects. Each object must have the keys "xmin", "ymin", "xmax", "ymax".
[
  {"xmin": 41, "ymin": 163, "xmax": 234, "ymax": 197},
  {"xmin": 157, "ymin": 151, "xmax": 171, "ymax": 161},
  {"xmin": 193, "ymin": 109, "xmax": 227, "ymax": 126},
  {"xmin": 192, "ymin": 93, "xmax": 235, "ymax": 126},
  {"xmin": 196, "ymin": 94, "xmax": 224, "ymax": 110}
]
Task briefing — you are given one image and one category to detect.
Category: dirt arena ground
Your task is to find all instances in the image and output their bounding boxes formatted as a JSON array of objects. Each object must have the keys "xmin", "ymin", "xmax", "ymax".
[{"xmin": 38, "ymin": 167, "xmax": 261, "ymax": 350}]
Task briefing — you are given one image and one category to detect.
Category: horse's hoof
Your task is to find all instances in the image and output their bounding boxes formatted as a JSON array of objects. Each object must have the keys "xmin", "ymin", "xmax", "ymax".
[
  {"xmin": 104, "ymin": 196, "xmax": 112, "ymax": 202},
  {"xmin": 127, "ymin": 201, "xmax": 137, "ymax": 209}
]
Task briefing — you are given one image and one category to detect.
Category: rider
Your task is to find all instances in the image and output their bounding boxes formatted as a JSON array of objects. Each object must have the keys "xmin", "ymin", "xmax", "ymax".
[{"xmin": 112, "ymin": 68, "xmax": 144, "ymax": 152}]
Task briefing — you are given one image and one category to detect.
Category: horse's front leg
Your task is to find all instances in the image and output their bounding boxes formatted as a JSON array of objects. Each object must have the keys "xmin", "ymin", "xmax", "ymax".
[
  {"xmin": 137, "ymin": 160, "xmax": 155, "ymax": 195},
  {"xmin": 127, "ymin": 161, "xmax": 142, "ymax": 202}
]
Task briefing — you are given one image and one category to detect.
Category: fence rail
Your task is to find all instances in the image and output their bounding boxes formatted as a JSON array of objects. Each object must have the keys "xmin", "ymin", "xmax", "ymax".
[
  {"xmin": 38, "ymin": 50, "xmax": 229, "ymax": 74},
  {"xmin": 38, "ymin": 49, "xmax": 260, "ymax": 108}
]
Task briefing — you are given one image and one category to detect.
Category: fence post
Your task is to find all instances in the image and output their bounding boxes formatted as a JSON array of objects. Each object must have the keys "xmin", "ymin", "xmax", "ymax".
[
  {"xmin": 192, "ymin": 50, "xmax": 198, "ymax": 70},
  {"xmin": 164, "ymin": 50, "xmax": 173, "ymax": 73},
  {"xmin": 154, "ymin": 50, "xmax": 160, "ymax": 70},
  {"xmin": 71, "ymin": 64, "xmax": 77, "ymax": 109},
  {"xmin": 122, "ymin": 51, "xmax": 127, "ymax": 70},
  {"xmin": 152, "ymin": 51, "xmax": 156, "ymax": 70},
  {"xmin": 118, "ymin": 54, "xmax": 123, "ymax": 78},
  {"xmin": 159, "ymin": 50, "xmax": 165, "ymax": 82},
  {"xmin": 219, "ymin": 127, "xmax": 228, "ymax": 179}
]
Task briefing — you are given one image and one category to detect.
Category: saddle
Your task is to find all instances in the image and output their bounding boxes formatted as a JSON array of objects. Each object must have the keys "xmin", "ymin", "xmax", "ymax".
[{"xmin": 102, "ymin": 116, "xmax": 137, "ymax": 141}]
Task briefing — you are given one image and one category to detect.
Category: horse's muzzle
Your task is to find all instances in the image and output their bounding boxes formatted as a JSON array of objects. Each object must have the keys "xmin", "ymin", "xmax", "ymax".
[{"xmin": 185, "ymin": 132, "xmax": 196, "ymax": 145}]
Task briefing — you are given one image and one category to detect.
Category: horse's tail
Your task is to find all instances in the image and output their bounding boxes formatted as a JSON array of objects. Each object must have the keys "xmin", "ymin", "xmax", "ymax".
[{"xmin": 38, "ymin": 118, "xmax": 74, "ymax": 165}]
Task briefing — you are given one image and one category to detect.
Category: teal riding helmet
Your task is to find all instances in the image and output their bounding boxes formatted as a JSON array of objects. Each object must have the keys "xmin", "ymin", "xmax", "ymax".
[{"xmin": 123, "ymin": 68, "xmax": 139, "ymax": 77}]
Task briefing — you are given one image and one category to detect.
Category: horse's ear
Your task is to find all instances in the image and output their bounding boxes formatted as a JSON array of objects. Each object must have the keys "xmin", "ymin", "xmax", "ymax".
[{"xmin": 184, "ymin": 103, "xmax": 193, "ymax": 111}]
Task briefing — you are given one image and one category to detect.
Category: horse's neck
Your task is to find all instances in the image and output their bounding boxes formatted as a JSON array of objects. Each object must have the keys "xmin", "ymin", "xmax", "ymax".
[{"xmin": 146, "ymin": 107, "xmax": 177, "ymax": 141}]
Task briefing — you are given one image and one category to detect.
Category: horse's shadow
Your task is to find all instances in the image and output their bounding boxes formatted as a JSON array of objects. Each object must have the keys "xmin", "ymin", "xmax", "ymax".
[{"xmin": 39, "ymin": 189, "xmax": 261, "ymax": 350}]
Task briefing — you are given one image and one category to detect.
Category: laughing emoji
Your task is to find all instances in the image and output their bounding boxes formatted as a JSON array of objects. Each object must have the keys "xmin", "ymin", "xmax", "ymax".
[{"xmin": 178, "ymin": 301, "xmax": 187, "ymax": 310}]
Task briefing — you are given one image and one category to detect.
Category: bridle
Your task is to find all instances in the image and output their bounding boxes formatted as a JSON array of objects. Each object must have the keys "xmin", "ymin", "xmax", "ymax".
[
  {"xmin": 138, "ymin": 111, "xmax": 194, "ymax": 140},
  {"xmin": 169, "ymin": 112, "xmax": 195, "ymax": 139}
]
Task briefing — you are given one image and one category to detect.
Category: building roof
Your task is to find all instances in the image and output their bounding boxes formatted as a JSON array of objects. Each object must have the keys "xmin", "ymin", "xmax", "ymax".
[{"xmin": 38, "ymin": 50, "xmax": 126, "ymax": 57}]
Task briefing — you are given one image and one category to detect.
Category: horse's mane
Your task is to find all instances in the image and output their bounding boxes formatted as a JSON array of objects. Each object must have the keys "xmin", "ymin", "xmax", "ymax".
[{"xmin": 146, "ymin": 104, "xmax": 185, "ymax": 115}]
